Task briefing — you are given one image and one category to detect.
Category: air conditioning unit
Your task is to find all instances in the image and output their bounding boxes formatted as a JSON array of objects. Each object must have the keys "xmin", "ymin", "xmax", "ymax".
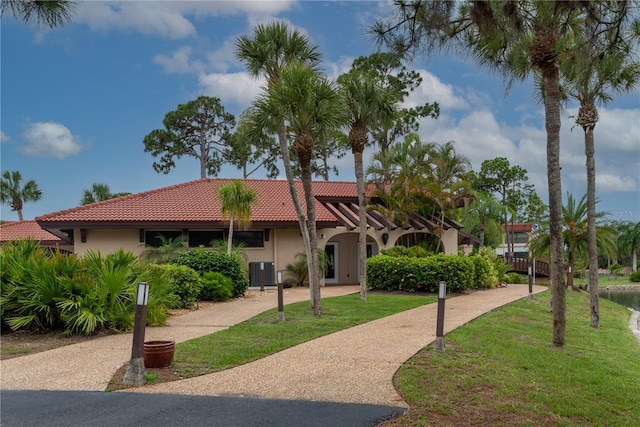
[{"xmin": 249, "ymin": 262, "xmax": 275, "ymax": 287}]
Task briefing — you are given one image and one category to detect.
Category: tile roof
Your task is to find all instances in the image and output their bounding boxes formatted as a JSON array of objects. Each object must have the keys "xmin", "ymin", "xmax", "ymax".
[
  {"xmin": 502, "ymin": 223, "xmax": 534, "ymax": 233},
  {"xmin": 0, "ymin": 221, "xmax": 66, "ymax": 244},
  {"xmin": 36, "ymin": 178, "xmax": 360, "ymax": 227}
]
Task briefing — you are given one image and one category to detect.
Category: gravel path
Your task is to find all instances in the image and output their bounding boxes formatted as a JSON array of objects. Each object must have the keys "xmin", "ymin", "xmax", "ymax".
[{"xmin": 1, "ymin": 285, "xmax": 547, "ymax": 407}]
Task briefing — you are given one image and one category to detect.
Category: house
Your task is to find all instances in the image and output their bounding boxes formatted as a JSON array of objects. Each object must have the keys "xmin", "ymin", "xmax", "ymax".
[
  {"xmin": 496, "ymin": 222, "xmax": 535, "ymax": 258},
  {"xmin": 0, "ymin": 220, "xmax": 73, "ymax": 253},
  {"xmin": 35, "ymin": 178, "xmax": 468, "ymax": 286}
]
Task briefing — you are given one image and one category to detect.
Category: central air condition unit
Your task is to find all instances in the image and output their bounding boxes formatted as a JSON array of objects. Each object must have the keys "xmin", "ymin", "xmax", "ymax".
[{"xmin": 248, "ymin": 262, "xmax": 275, "ymax": 287}]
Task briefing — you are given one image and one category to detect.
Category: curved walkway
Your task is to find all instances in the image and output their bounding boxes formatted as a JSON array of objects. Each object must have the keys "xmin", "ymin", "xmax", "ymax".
[{"xmin": 1, "ymin": 284, "xmax": 546, "ymax": 408}]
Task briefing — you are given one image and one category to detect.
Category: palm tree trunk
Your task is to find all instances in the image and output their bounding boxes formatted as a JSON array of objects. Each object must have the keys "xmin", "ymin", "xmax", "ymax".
[
  {"xmin": 542, "ymin": 63, "xmax": 566, "ymax": 347},
  {"xmin": 354, "ymin": 149, "xmax": 367, "ymax": 301},
  {"xmin": 17, "ymin": 209, "xmax": 24, "ymax": 221},
  {"xmin": 584, "ymin": 123, "xmax": 600, "ymax": 327},
  {"xmin": 227, "ymin": 215, "xmax": 234, "ymax": 256},
  {"xmin": 300, "ymin": 155, "xmax": 321, "ymax": 316},
  {"xmin": 277, "ymin": 126, "xmax": 314, "ymax": 308}
]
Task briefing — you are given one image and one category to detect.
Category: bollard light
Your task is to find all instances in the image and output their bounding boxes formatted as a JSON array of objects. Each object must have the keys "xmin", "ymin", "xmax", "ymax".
[
  {"xmin": 137, "ymin": 281, "xmax": 149, "ymax": 306},
  {"xmin": 438, "ymin": 281, "xmax": 446, "ymax": 299},
  {"xmin": 434, "ymin": 281, "xmax": 446, "ymax": 352},
  {"xmin": 123, "ymin": 281, "xmax": 149, "ymax": 386}
]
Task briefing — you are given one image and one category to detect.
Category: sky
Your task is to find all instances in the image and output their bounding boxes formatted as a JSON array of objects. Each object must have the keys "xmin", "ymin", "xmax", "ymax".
[{"xmin": 1, "ymin": 0, "xmax": 639, "ymax": 224}]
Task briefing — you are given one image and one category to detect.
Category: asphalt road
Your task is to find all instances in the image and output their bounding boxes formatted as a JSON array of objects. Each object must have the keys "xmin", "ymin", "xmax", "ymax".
[{"xmin": 0, "ymin": 390, "xmax": 404, "ymax": 426}]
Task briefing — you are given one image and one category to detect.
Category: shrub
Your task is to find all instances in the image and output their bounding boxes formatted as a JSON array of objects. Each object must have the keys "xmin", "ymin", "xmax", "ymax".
[
  {"xmin": 149, "ymin": 264, "xmax": 203, "ymax": 308},
  {"xmin": 0, "ymin": 243, "xmax": 174, "ymax": 335},
  {"xmin": 200, "ymin": 272, "xmax": 233, "ymax": 301},
  {"xmin": 172, "ymin": 247, "xmax": 249, "ymax": 297},
  {"xmin": 469, "ymin": 255, "xmax": 497, "ymax": 289},
  {"xmin": 630, "ymin": 270, "xmax": 640, "ymax": 282},
  {"xmin": 609, "ymin": 263, "xmax": 623, "ymax": 276},
  {"xmin": 367, "ymin": 254, "xmax": 475, "ymax": 293},
  {"xmin": 505, "ymin": 272, "xmax": 528, "ymax": 284},
  {"xmin": 380, "ymin": 245, "xmax": 433, "ymax": 258}
]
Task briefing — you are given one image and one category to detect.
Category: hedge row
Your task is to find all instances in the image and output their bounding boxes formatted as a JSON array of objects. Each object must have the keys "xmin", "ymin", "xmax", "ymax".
[{"xmin": 367, "ymin": 253, "xmax": 497, "ymax": 293}]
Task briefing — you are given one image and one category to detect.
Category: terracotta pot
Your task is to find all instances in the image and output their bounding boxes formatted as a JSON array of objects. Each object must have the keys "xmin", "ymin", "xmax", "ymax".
[{"xmin": 143, "ymin": 340, "xmax": 175, "ymax": 368}]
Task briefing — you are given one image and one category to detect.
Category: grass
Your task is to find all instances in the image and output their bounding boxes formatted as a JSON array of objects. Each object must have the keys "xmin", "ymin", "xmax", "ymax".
[
  {"xmin": 384, "ymin": 289, "xmax": 640, "ymax": 426},
  {"xmin": 174, "ymin": 292, "xmax": 435, "ymax": 378},
  {"xmin": 573, "ymin": 274, "xmax": 639, "ymax": 287}
]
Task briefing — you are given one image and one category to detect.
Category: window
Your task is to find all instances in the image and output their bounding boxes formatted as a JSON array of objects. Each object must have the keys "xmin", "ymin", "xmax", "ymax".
[
  {"xmin": 513, "ymin": 232, "xmax": 529, "ymax": 244},
  {"xmin": 232, "ymin": 231, "xmax": 264, "ymax": 247},
  {"xmin": 188, "ymin": 230, "xmax": 224, "ymax": 247},
  {"xmin": 144, "ymin": 230, "xmax": 183, "ymax": 248}
]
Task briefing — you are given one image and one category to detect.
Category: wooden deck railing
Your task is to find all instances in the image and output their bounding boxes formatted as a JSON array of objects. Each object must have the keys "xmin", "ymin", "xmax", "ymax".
[{"xmin": 501, "ymin": 256, "xmax": 550, "ymax": 277}]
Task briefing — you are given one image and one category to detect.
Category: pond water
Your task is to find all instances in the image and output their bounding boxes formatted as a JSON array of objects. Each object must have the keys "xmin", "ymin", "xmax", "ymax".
[{"xmin": 599, "ymin": 287, "xmax": 640, "ymax": 311}]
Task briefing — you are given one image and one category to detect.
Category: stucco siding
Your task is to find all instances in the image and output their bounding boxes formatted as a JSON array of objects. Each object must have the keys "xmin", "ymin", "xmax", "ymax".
[{"xmin": 73, "ymin": 228, "xmax": 140, "ymax": 256}]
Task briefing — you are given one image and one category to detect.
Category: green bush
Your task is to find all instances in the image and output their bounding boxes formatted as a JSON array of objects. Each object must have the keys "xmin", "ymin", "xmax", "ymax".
[
  {"xmin": 380, "ymin": 245, "xmax": 433, "ymax": 258},
  {"xmin": 172, "ymin": 247, "xmax": 248, "ymax": 297},
  {"xmin": 630, "ymin": 270, "xmax": 640, "ymax": 282},
  {"xmin": 0, "ymin": 242, "xmax": 173, "ymax": 335},
  {"xmin": 200, "ymin": 272, "xmax": 233, "ymax": 301},
  {"xmin": 469, "ymin": 255, "xmax": 497, "ymax": 289},
  {"xmin": 609, "ymin": 263, "xmax": 623, "ymax": 276},
  {"xmin": 149, "ymin": 264, "xmax": 203, "ymax": 308},
  {"xmin": 505, "ymin": 272, "xmax": 528, "ymax": 284},
  {"xmin": 367, "ymin": 254, "xmax": 475, "ymax": 293}
]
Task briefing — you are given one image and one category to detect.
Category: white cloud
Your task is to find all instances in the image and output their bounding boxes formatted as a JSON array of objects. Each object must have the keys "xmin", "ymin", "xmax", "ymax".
[
  {"xmin": 198, "ymin": 71, "xmax": 265, "ymax": 107},
  {"xmin": 403, "ymin": 70, "xmax": 469, "ymax": 111},
  {"xmin": 20, "ymin": 122, "xmax": 83, "ymax": 158},
  {"xmin": 75, "ymin": 1, "xmax": 296, "ymax": 39},
  {"xmin": 154, "ymin": 46, "xmax": 201, "ymax": 74},
  {"xmin": 0, "ymin": 131, "xmax": 10, "ymax": 143},
  {"xmin": 596, "ymin": 174, "xmax": 639, "ymax": 193}
]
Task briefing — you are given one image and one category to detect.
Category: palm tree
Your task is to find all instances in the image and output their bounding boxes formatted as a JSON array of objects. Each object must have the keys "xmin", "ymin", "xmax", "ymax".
[
  {"xmin": 251, "ymin": 61, "xmax": 345, "ymax": 316},
  {"xmin": 337, "ymin": 70, "xmax": 397, "ymax": 301},
  {"xmin": 81, "ymin": 183, "xmax": 113, "ymax": 205},
  {"xmin": 463, "ymin": 192, "xmax": 505, "ymax": 250},
  {"xmin": 373, "ymin": 0, "xmax": 637, "ymax": 346},
  {"xmin": 235, "ymin": 22, "xmax": 325, "ymax": 314},
  {"xmin": 424, "ymin": 141, "xmax": 472, "ymax": 252},
  {"xmin": 561, "ymin": 32, "xmax": 640, "ymax": 328},
  {"xmin": 0, "ymin": 170, "xmax": 42, "ymax": 221},
  {"xmin": 1, "ymin": 0, "xmax": 75, "ymax": 28},
  {"xmin": 367, "ymin": 134, "xmax": 432, "ymax": 227},
  {"xmin": 529, "ymin": 193, "xmax": 616, "ymax": 290},
  {"xmin": 619, "ymin": 222, "xmax": 640, "ymax": 273},
  {"xmin": 218, "ymin": 181, "xmax": 257, "ymax": 256}
]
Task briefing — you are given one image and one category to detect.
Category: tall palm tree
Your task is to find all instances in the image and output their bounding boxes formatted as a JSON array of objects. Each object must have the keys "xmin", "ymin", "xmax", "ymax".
[
  {"xmin": 1, "ymin": 0, "xmax": 75, "ymax": 28},
  {"xmin": 235, "ymin": 22, "xmax": 325, "ymax": 313},
  {"xmin": 529, "ymin": 193, "xmax": 616, "ymax": 290},
  {"xmin": 561, "ymin": 32, "xmax": 640, "ymax": 327},
  {"xmin": 0, "ymin": 170, "xmax": 42, "ymax": 221},
  {"xmin": 218, "ymin": 181, "xmax": 257, "ymax": 256},
  {"xmin": 337, "ymin": 70, "xmax": 397, "ymax": 301},
  {"xmin": 373, "ymin": 0, "xmax": 637, "ymax": 346},
  {"xmin": 619, "ymin": 222, "xmax": 640, "ymax": 273},
  {"xmin": 252, "ymin": 61, "xmax": 345, "ymax": 316}
]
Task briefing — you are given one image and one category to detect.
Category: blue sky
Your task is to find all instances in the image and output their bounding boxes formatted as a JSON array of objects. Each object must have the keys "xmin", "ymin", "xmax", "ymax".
[{"xmin": 2, "ymin": 1, "xmax": 639, "ymax": 223}]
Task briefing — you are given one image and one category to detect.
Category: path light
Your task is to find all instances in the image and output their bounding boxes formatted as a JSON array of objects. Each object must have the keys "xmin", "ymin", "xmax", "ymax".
[
  {"xmin": 434, "ymin": 281, "xmax": 446, "ymax": 352},
  {"xmin": 123, "ymin": 281, "xmax": 149, "ymax": 386},
  {"xmin": 277, "ymin": 270, "xmax": 285, "ymax": 322}
]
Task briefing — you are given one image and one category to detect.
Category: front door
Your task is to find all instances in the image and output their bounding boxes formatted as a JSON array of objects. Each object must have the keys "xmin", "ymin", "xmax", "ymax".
[{"xmin": 324, "ymin": 242, "xmax": 338, "ymax": 284}]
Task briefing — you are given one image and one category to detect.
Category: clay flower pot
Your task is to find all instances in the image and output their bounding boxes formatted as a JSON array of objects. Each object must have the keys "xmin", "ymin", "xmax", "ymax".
[{"xmin": 143, "ymin": 340, "xmax": 175, "ymax": 368}]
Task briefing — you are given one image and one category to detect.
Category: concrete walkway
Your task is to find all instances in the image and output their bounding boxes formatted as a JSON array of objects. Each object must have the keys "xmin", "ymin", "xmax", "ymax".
[{"xmin": 1, "ymin": 284, "xmax": 547, "ymax": 408}]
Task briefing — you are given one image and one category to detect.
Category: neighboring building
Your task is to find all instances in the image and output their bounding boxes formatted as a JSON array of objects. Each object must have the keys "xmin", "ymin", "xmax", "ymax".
[
  {"xmin": 496, "ymin": 223, "xmax": 535, "ymax": 258},
  {"xmin": 0, "ymin": 220, "xmax": 73, "ymax": 252},
  {"xmin": 36, "ymin": 178, "xmax": 467, "ymax": 286}
]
